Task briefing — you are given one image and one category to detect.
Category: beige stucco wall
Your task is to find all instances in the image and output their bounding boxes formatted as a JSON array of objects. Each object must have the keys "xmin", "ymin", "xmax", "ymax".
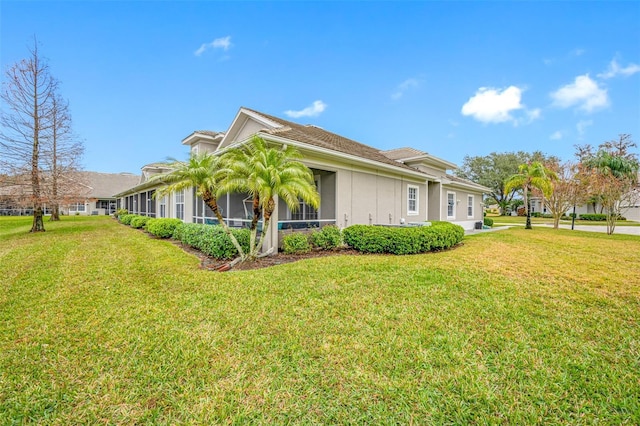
[
  {"xmin": 292, "ymin": 150, "xmax": 430, "ymax": 228},
  {"xmin": 441, "ymin": 186, "xmax": 485, "ymax": 229},
  {"xmin": 235, "ymin": 119, "xmax": 268, "ymax": 142}
]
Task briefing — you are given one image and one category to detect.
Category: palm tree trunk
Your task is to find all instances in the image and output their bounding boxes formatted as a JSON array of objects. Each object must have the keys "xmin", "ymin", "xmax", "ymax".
[
  {"xmin": 525, "ymin": 185, "xmax": 532, "ymax": 230},
  {"xmin": 250, "ymin": 197, "xmax": 275, "ymax": 260}
]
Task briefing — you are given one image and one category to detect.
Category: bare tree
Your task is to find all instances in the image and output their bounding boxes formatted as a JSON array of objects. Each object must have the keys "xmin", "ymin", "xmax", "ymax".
[
  {"xmin": 1, "ymin": 40, "xmax": 57, "ymax": 232},
  {"xmin": 577, "ymin": 135, "xmax": 640, "ymax": 235},
  {"xmin": 42, "ymin": 94, "xmax": 84, "ymax": 220},
  {"xmin": 545, "ymin": 161, "xmax": 589, "ymax": 229}
]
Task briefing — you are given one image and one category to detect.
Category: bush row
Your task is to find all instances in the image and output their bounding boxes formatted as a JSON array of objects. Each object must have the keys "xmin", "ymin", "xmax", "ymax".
[
  {"xmin": 342, "ymin": 222, "xmax": 464, "ymax": 255},
  {"xmin": 579, "ymin": 213, "xmax": 626, "ymax": 221},
  {"xmin": 282, "ymin": 225, "xmax": 343, "ymax": 254},
  {"xmin": 173, "ymin": 223, "xmax": 250, "ymax": 260},
  {"xmin": 145, "ymin": 218, "xmax": 183, "ymax": 238}
]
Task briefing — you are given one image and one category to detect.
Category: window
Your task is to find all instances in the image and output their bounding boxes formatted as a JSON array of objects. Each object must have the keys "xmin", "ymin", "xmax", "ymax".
[
  {"xmin": 175, "ymin": 190, "xmax": 184, "ymax": 220},
  {"xmin": 159, "ymin": 196, "xmax": 167, "ymax": 218},
  {"xmin": 69, "ymin": 203, "xmax": 85, "ymax": 212},
  {"xmin": 447, "ymin": 192, "xmax": 456, "ymax": 218},
  {"xmin": 467, "ymin": 195, "xmax": 474, "ymax": 218},
  {"xmin": 407, "ymin": 185, "xmax": 418, "ymax": 215}
]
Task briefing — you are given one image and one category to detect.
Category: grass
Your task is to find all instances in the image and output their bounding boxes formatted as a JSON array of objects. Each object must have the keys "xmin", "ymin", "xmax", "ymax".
[{"xmin": 1, "ymin": 216, "xmax": 639, "ymax": 424}]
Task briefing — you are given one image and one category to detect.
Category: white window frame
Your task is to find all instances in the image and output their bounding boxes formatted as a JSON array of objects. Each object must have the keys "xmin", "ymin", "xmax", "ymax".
[
  {"xmin": 467, "ymin": 195, "xmax": 474, "ymax": 218},
  {"xmin": 175, "ymin": 190, "xmax": 184, "ymax": 220},
  {"xmin": 159, "ymin": 196, "xmax": 167, "ymax": 218},
  {"xmin": 70, "ymin": 203, "xmax": 86, "ymax": 212},
  {"xmin": 407, "ymin": 185, "xmax": 419, "ymax": 216},
  {"xmin": 447, "ymin": 191, "xmax": 456, "ymax": 219}
]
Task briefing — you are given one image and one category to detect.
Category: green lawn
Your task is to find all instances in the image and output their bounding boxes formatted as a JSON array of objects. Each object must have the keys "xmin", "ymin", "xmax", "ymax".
[{"xmin": 1, "ymin": 216, "xmax": 639, "ymax": 424}]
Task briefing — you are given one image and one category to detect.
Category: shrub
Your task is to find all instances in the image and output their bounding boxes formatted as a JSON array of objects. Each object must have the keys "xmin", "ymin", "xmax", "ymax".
[
  {"xmin": 114, "ymin": 208, "xmax": 128, "ymax": 219},
  {"xmin": 146, "ymin": 218, "xmax": 183, "ymax": 238},
  {"xmin": 541, "ymin": 213, "xmax": 553, "ymax": 218},
  {"xmin": 578, "ymin": 214, "xmax": 626, "ymax": 221},
  {"xmin": 130, "ymin": 216, "xmax": 151, "ymax": 229},
  {"xmin": 530, "ymin": 212, "xmax": 542, "ymax": 218},
  {"xmin": 283, "ymin": 232, "xmax": 311, "ymax": 254},
  {"xmin": 310, "ymin": 225, "xmax": 342, "ymax": 250},
  {"xmin": 119, "ymin": 214, "xmax": 138, "ymax": 225},
  {"xmin": 342, "ymin": 222, "xmax": 464, "ymax": 255},
  {"xmin": 579, "ymin": 214, "xmax": 607, "ymax": 221},
  {"xmin": 483, "ymin": 217, "xmax": 494, "ymax": 227},
  {"xmin": 173, "ymin": 223, "xmax": 250, "ymax": 260}
]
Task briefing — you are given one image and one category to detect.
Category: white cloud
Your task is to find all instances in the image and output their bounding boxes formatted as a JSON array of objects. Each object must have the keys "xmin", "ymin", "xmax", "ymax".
[
  {"xmin": 461, "ymin": 86, "xmax": 540, "ymax": 125},
  {"xmin": 550, "ymin": 74, "xmax": 608, "ymax": 112},
  {"xmin": 598, "ymin": 59, "xmax": 640, "ymax": 79},
  {"xmin": 526, "ymin": 108, "xmax": 541, "ymax": 121},
  {"xmin": 194, "ymin": 36, "xmax": 232, "ymax": 57},
  {"xmin": 391, "ymin": 78, "xmax": 421, "ymax": 100},
  {"xmin": 550, "ymin": 131, "xmax": 563, "ymax": 140},
  {"xmin": 284, "ymin": 100, "xmax": 327, "ymax": 118},
  {"xmin": 571, "ymin": 48, "xmax": 586, "ymax": 57},
  {"xmin": 576, "ymin": 120, "xmax": 593, "ymax": 138}
]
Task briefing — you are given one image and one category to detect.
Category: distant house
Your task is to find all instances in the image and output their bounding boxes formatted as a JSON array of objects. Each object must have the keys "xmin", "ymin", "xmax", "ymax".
[
  {"xmin": 63, "ymin": 171, "xmax": 140, "ymax": 216},
  {"xmin": 115, "ymin": 107, "xmax": 490, "ymax": 248},
  {"xmin": 0, "ymin": 171, "xmax": 139, "ymax": 216}
]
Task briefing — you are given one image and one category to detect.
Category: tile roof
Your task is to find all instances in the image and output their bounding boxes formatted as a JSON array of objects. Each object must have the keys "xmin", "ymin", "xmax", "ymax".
[
  {"xmin": 380, "ymin": 147, "xmax": 426, "ymax": 160},
  {"xmin": 242, "ymin": 108, "xmax": 424, "ymax": 174},
  {"xmin": 195, "ymin": 130, "xmax": 224, "ymax": 137},
  {"xmin": 75, "ymin": 171, "xmax": 141, "ymax": 198}
]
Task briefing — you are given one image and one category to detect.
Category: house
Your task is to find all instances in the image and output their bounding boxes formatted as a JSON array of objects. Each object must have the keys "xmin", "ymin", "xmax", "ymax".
[
  {"xmin": 0, "ymin": 171, "xmax": 138, "ymax": 216},
  {"xmin": 63, "ymin": 171, "xmax": 141, "ymax": 215},
  {"xmin": 115, "ymin": 107, "xmax": 490, "ymax": 248}
]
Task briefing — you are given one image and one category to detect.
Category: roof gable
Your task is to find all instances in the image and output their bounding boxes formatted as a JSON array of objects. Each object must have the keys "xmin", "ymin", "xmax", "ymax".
[{"xmin": 226, "ymin": 108, "xmax": 426, "ymax": 175}]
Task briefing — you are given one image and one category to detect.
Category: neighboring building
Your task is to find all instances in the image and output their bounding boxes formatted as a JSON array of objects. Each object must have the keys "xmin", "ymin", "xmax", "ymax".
[
  {"xmin": 63, "ymin": 171, "xmax": 140, "ymax": 216},
  {"xmin": 115, "ymin": 107, "xmax": 490, "ymax": 248}
]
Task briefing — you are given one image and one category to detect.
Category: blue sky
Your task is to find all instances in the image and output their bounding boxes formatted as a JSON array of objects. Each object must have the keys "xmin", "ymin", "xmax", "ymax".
[{"xmin": 2, "ymin": 1, "xmax": 639, "ymax": 174}]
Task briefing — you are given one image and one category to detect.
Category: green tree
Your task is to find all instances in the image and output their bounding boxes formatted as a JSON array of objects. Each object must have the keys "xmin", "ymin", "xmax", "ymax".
[
  {"xmin": 505, "ymin": 161, "xmax": 557, "ymax": 229},
  {"xmin": 456, "ymin": 151, "xmax": 558, "ymax": 215},
  {"xmin": 152, "ymin": 152, "xmax": 246, "ymax": 257},
  {"xmin": 221, "ymin": 136, "xmax": 320, "ymax": 261},
  {"xmin": 579, "ymin": 135, "xmax": 639, "ymax": 235}
]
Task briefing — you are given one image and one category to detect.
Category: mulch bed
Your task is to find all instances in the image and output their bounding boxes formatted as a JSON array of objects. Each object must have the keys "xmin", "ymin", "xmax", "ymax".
[{"xmin": 174, "ymin": 241, "xmax": 363, "ymax": 271}]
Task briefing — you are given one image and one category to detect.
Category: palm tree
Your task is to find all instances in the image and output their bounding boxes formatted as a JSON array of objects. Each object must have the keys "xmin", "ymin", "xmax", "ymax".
[
  {"xmin": 221, "ymin": 136, "xmax": 320, "ymax": 261},
  {"xmin": 504, "ymin": 162, "xmax": 556, "ymax": 229},
  {"xmin": 151, "ymin": 152, "xmax": 245, "ymax": 257}
]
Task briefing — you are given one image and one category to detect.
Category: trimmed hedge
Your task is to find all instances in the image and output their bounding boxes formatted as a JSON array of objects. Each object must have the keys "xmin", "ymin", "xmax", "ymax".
[
  {"xmin": 130, "ymin": 216, "xmax": 151, "ymax": 229},
  {"xmin": 483, "ymin": 217, "xmax": 494, "ymax": 227},
  {"xmin": 310, "ymin": 225, "xmax": 342, "ymax": 250},
  {"xmin": 579, "ymin": 213, "xmax": 626, "ymax": 221},
  {"xmin": 342, "ymin": 222, "xmax": 464, "ymax": 255},
  {"xmin": 172, "ymin": 223, "xmax": 250, "ymax": 260},
  {"xmin": 146, "ymin": 218, "xmax": 184, "ymax": 238},
  {"xmin": 283, "ymin": 233, "xmax": 311, "ymax": 254},
  {"xmin": 119, "ymin": 214, "xmax": 138, "ymax": 226}
]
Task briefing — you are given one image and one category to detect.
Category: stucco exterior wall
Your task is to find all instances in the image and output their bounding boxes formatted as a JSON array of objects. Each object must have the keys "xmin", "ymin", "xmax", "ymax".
[
  {"xmin": 235, "ymin": 119, "xmax": 268, "ymax": 142},
  {"xmin": 441, "ymin": 186, "xmax": 485, "ymax": 229}
]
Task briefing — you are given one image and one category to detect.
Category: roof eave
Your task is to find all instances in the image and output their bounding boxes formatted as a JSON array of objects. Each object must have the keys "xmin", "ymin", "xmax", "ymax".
[{"xmin": 254, "ymin": 131, "xmax": 433, "ymax": 181}]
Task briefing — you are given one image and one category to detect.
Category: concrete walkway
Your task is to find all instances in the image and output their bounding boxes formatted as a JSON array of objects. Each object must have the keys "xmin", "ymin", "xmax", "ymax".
[{"xmin": 543, "ymin": 223, "xmax": 640, "ymax": 235}]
